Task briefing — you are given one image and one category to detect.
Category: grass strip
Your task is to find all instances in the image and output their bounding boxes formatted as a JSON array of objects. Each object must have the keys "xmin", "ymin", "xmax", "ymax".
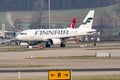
[{"xmin": 0, "ymin": 75, "xmax": 120, "ymax": 80}]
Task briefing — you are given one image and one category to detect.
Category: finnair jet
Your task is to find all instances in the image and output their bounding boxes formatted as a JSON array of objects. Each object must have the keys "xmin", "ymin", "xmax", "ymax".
[{"xmin": 16, "ymin": 10, "xmax": 96, "ymax": 47}]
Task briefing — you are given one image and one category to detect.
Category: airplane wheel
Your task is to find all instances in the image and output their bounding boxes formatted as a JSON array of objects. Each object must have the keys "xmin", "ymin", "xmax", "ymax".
[
  {"xmin": 45, "ymin": 44, "xmax": 51, "ymax": 48},
  {"xmin": 60, "ymin": 44, "xmax": 66, "ymax": 47},
  {"xmin": 15, "ymin": 40, "xmax": 21, "ymax": 45}
]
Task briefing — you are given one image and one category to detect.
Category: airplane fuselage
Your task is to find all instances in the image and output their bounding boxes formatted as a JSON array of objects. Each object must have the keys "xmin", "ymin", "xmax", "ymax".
[
  {"xmin": 16, "ymin": 28, "xmax": 96, "ymax": 42},
  {"xmin": 16, "ymin": 10, "xmax": 96, "ymax": 47}
]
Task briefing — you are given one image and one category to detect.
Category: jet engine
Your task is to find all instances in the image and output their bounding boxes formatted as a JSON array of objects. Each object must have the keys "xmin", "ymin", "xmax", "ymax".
[
  {"xmin": 50, "ymin": 39, "xmax": 61, "ymax": 45},
  {"xmin": 27, "ymin": 42, "xmax": 39, "ymax": 45}
]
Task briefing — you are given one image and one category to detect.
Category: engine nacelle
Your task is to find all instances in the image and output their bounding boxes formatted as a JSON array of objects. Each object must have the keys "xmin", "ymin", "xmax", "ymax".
[
  {"xmin": 27, "ymin": 42, "xmax": 39, "ymax": 45},
  {"xmin": 50, "ymin": 39, "xmax": 61, "ymax": 45}
]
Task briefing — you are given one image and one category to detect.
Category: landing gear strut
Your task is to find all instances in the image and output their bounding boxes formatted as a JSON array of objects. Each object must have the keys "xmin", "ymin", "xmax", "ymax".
[
  {"xmin": 45, "ymin": 43, "xmax": 51, "ymax": 48},
  {"xmin": 60, "ymin": 43, "xmax": 66, "ymax": 47}
]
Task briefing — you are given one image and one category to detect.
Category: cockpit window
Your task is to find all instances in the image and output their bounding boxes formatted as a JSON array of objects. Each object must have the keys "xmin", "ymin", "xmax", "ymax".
[{"xmin": 20, "ymin": 33, "xmax": 27, "ymax": 35}]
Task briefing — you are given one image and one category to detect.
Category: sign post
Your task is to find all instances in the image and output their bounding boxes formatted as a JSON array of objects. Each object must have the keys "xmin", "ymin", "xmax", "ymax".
[{"xmin": 48, "ymin": 70, "xmax": 71, "ymax": 80}]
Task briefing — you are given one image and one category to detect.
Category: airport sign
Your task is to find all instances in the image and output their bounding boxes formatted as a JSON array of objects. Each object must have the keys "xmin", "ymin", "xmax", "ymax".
[{"xmin": 48, "ymin": 70, "xmax": 71, "ymax": 80}]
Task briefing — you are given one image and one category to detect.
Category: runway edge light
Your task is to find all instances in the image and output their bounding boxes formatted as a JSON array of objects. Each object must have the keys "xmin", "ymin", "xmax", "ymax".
[{"xmin": 48, "ymin": 69, "xmax": 71, "ymax": 80}]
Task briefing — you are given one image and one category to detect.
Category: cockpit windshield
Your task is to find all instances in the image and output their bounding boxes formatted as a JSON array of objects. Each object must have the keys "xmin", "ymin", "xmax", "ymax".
[{"xmin": 20, "ymin": 33, "xmax": 27, "ymax": 35}]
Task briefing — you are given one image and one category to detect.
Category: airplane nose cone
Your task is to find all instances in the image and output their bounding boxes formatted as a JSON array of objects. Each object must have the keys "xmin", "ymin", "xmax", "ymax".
[{"xmin": 16, "ymin": 35, "xmax": 21, "ymax": 40}]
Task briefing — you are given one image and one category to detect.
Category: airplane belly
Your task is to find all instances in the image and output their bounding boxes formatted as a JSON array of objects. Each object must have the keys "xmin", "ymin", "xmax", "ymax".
[
  {"xmin": 22, "ymin": 35, "xmax": 39, "ymax": 41},
  {"xmin": 34, "ymin": 35, "xmax": 48, "ymax": 41}
]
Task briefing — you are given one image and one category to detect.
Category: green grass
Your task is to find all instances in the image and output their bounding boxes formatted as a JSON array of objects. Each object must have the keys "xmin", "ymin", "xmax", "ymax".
[
  {"xmin": 0, "ymin": 75, "xmax": 120, "ymax": 80},
  {"xmin": 0, "ymin": 64, "xmax": 50, "ymax": 68},
  {"xmin": 0, "ymin": 41, "xmax": 120, "ymax": 52},
  {"xmin": 73, "ymin": 75, "xmax": 120, "ymax": 80},
  {"xmin": 88, "ymin": 46, "xmax": 120, "ymax": 50},
  {"xmin": 0, "ymin": 78, "xmax": 47, "ymax": 80}
]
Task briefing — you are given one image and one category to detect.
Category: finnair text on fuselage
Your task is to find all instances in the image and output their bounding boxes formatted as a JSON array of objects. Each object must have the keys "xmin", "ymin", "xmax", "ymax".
[{"xmin": 35, "ymin": 29, "xmax": 69, "ymax": 35}]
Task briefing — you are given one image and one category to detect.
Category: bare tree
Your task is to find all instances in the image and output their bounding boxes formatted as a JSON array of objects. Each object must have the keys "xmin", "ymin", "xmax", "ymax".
[
  {"xmin": 13, "ymin": 18, "xmax": 22, "ymax": 31},
  {"xmin": 114, "ymin": 1, "xmax": 120, "ymax": 18},
  {"xmin": 29, "ymin": 0, "xmax": 47, "ymax": 29},
  {"xmin": 96, "ymin": 11, "xmax": 113, "ymax": 35}
]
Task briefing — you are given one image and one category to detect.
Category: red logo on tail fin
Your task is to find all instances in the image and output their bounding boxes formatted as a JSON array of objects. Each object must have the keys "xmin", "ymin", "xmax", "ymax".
[{"xmin": 70, "ymin": 18, "xmax": 76, "ymax": 29}]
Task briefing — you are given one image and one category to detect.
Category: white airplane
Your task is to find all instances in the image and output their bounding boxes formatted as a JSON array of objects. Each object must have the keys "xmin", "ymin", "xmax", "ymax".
[{"xmin": 16, "ymin": 10, "xmax": 96, "ymax": 47}]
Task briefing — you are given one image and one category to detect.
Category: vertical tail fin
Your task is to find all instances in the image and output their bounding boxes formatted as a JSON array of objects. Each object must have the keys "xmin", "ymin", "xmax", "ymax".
[
  {"xmin": 70, "ymin": 18, "xmax": 76, "ymax": 29},
  {"xmin": 78, "ymin": 10, "xmax": 95, "ymax": 29}
]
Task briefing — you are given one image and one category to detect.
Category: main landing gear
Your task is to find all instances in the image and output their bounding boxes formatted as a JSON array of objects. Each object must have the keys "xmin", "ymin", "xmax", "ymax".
[
  {"xmin": 45, "ymin": 43, "xmax": 66, "ymax": 48},
  {"xmin": 45, "ymin": 43, "xmax": 51, "ymax": 48},
  {"xmin": 60, "ymin": 42, "xmax": 66, "ymax": 47}
]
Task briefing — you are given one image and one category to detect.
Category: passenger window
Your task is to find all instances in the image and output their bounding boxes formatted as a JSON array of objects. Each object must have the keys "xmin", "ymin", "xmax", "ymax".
[{"xmin": 20, "ymin": 33, "xmax": 27, "ymax": 35}]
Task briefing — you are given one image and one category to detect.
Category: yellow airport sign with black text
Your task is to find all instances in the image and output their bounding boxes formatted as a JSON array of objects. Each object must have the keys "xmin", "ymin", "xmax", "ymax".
[{"xmin": 48, "ymin": 70, "xmax": 71, "ymax": 80}]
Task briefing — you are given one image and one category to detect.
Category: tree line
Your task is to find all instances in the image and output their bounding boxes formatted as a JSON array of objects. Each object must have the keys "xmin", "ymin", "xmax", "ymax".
[
  {"xmin": 6, "ymin": 0, "xmax": 120, "ymax": 36},
  {"xmin": 0, "ymin": 0, "xmax": 119, "ymax": 11}
]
